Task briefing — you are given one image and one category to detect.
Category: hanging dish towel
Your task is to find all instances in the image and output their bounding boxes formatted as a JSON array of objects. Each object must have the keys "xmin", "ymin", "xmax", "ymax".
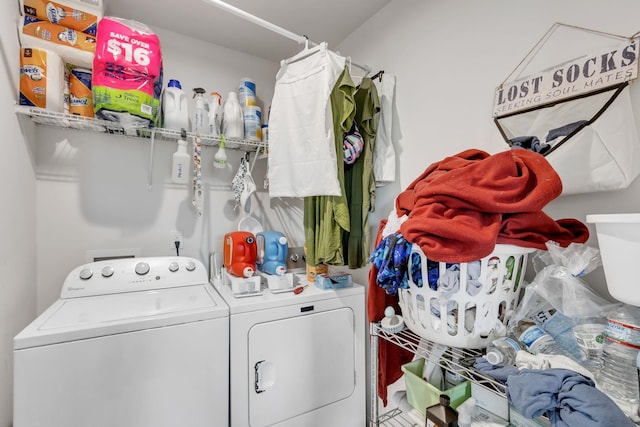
[
  {"xmin": 232, "ymin": 154, "xmax": 248, "ymax": 209},
  {"xmin": 192, "ymin": 134, "xmax": 203, "ymax": 216},
  {"xmin": 268, "ymin": 42, "xmax": 346, "ymax": 198}
]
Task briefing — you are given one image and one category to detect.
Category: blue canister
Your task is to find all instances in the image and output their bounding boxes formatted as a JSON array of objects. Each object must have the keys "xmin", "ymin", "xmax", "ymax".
[
  {"xmin": 256, "ymin": 231, "xmax": 288, "ymax": 276},
  {"xmin": 238, "ymin": 77, "xmax": 256, "ymax": 106}
]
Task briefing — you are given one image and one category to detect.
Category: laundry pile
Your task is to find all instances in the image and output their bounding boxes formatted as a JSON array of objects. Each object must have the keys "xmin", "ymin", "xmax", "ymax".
[{"xmin": 368, "ymin": 148, "xmax": 591, "ymax": 405}]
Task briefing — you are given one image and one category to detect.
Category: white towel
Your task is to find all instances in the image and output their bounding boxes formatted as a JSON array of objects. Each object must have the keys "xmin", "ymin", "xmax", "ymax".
[{"xmin": 268, "ymin": 42, "xmax": 345, "ymax": 198}]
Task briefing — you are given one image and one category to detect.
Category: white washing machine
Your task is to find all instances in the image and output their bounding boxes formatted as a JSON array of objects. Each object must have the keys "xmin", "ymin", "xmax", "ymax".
[
  {"xmin": 213, "ymin": 274, "xmax": 365, "ymax": 427},
  {"xmin": 14, "ymin": 256, "xmax": 229, "ymax": 427}
]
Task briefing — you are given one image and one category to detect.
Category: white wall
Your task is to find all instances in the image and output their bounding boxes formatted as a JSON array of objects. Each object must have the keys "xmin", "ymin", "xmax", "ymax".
[
  {"xmin": 33, "ymin": 26, "xmax": 295, "ymax": 311},
  {"xmin": 0, "ymin": 9, "xmax": 37, "ymax": 427},
  {"xmin": 339, "ymin": 0, "xmax": 640, "ymax": 300}
]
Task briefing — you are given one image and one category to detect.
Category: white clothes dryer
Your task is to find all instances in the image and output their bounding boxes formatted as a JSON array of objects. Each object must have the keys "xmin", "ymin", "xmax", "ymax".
[
  {"xmin": 213, "ymin": 274, "xmax": 365, "ymax": 427},
  {"xmin": 14, "ymin": 256, "xmax": 229, "ymax": 427}
]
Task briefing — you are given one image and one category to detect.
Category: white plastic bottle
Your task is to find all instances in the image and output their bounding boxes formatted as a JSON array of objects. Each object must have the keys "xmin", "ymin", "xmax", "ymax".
[
  {"xmin": 222, "ymin": 91, "xmax": 244, "ymax": 139},
  {"xmin": 444, "ymin": 348, "xmax": 466, "ymax": 388},
  {"xmin": 485, "ymin": 336, "xmax": 524, "ymax": 365},
  {"xmin": 162, "ymin": 79, "xmax": 189, "ymax": 132},
  {"xmin": 456, "ymin": 397, "xmax": 476, "ymax": 427},
  {"xmin": 597, "ymin": 304, "xmax": 640, "ymax": 411},
  {"xmin": 209, "ymin": 92, "xmax": 222, "ymax": 136},
  {"xmin": 171, "ymin": 137, "xmax": 190, "ymax": 184},
  {"xmin": 192, "ymin": 87, "xmax": 210, "ymax": 135}
]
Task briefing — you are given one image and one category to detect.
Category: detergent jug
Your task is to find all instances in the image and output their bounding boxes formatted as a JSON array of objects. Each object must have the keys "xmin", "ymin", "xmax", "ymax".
[
  {"xmin": 224, "ymin": 231, "xmax": 257, "ymax": 278},
  {"xmin": 162, "ymin": 79, "xmax": 189, "ymax": 131},
  {"xmin": 256, "ymin": 231, "xmax": 288, "ymax": 276}
]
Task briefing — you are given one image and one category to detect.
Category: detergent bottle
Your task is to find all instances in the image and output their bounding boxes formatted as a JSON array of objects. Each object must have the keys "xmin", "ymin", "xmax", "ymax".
[
  {"xmin": 192, "ymin": 87, "xmax": 210, "ymax": 134},
  {"xmin": 209, "ymin": 91, "xmax": 222, "ymax": 136},
  {"xmin": 223, "ymin": 231, "xmax": 257, "ymax": 278},
  {"xmin": 162, "ymin": 79, "xmax": 189, "ymax": 132},
  {"xmin": 222, "ymin": 91, "xmax": 244, "ymax": 139},
  {"xmin": 256, "ymin": 231, "xmax": 288, "ymax": 276}
]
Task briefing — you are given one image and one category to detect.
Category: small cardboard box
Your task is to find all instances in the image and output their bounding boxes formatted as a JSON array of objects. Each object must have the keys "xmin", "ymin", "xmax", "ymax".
[
  {"xmin": 306, "ymin": 263, "xmax": 328, "ymax": 282},
  {"xmin": 315, "ymin": 272, "xmax": 353, "ymax": 290}
]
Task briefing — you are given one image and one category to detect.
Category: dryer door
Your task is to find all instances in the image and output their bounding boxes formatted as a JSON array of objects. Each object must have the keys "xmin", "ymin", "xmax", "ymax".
[{"xmin": 247, "ymin": 307, "xmax": 355, "ymax": 427}]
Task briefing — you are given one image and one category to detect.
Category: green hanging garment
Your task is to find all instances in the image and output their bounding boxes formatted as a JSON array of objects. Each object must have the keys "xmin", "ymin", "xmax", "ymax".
[{"xmin": 304, "ymin": 68, "xmax": 356, "ymax": 266}]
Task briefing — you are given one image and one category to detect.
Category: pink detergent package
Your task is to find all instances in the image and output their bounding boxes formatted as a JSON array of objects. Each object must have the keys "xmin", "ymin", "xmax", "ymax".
[{"xmin": 92, "ymin": 16, "xmax": 163, "ymax": 127}]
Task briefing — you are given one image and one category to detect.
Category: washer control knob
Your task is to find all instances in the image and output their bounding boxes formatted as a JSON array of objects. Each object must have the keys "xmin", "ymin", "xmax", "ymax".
[
  {"xmin": 290, "ymin": 253, "xmax": 299, "ymax": 262},
  {"xmin": 101, "ymin": 266, "xmax": 114, "ymax": 278},
  {"xmin": 135, "ymin": 262, "xmax": 150, "ymax": 276},
  {"xmin": 185, "ymin": 261, "xmax": 196, "ymax": 272},
  {"xmin": 169, "ymin": 262, "xmax": 179, "ymax": 272},
  {"xmin": 79, "ymin": 268, "xmax": 93, "ymax": 280}
]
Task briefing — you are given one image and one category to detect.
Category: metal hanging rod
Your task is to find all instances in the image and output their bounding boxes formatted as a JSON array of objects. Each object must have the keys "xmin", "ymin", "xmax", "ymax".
[{"xmin": 202, "ymin": 0, "xmax": 371, "ymax": 74}]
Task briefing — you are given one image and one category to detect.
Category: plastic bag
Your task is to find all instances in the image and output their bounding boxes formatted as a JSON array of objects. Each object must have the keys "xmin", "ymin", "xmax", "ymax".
[
  {"xmin": 509, "ymin": 241, "xmax": 615, "ymax": 363},
  {"xmin": 532, "ymin": 241, "xmax": 601, "ymax": 277},
  {"xmin": 525, "ymin": 242, "xmax": 611, "ymax": 318}
]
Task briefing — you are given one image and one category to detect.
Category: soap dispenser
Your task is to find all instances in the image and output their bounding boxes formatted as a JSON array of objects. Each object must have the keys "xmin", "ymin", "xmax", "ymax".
[
  {"xmin": 171, "ymin": 129, "xmax": 190, "ymax": 184},
  {"xmin": 192, "ymin": 87, "xmax": 210, "ymax": 134}
]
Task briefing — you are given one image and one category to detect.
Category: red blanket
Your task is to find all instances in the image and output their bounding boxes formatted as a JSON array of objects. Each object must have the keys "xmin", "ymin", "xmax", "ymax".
[{"xmin": 396, "ymin": 149, "xmax": 589, "ymax": 262}]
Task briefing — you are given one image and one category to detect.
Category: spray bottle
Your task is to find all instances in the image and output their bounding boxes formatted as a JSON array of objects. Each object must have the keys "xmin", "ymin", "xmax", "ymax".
[
  {"xmin": 171, "ymin": 129, "xmax": 190, "ymax": 184},
  {"xmin": 192, "ymin": 88, "xmax": 210, "ymax": 134}
]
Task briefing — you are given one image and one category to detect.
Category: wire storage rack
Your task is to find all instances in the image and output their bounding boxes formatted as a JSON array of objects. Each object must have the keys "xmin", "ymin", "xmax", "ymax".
[
  {"xmin": 14, "ymin": 105, "xmax": 267, "ymax": 151},
  {"xmin": 370, "ymin": 322, "xmax": 507, "ymax": 426}
]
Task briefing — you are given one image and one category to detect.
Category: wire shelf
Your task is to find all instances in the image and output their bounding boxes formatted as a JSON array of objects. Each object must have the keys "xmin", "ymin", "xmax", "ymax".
[
  {"xmin": 14, "ymin": 105, "xmax": 267, "ymax": 151},
  {"xmin": 372, "ymin": 323, "xmax": 506, "ymax": 396}
]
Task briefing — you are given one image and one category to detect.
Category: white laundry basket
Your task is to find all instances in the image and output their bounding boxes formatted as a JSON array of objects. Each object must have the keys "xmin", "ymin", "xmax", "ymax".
[{"xmin": 398, "ymin": 244, "xmax": 535, "ymax": 349}]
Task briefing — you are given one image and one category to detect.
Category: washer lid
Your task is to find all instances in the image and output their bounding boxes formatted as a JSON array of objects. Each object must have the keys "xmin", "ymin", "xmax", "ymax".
[{"xmin": 14, "ymin": 284, "xmax": 228, "ymax": 349}]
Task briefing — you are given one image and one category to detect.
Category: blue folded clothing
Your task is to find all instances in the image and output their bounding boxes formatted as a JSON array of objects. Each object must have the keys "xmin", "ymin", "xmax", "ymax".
[{"xmin": 506, "ymin": 368, "xmax": 635, "ymax": 427}]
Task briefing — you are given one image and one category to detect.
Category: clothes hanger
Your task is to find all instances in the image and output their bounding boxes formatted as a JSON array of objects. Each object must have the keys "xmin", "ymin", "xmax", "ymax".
[
  {"xmin": 283, "ymin": 38, "xmax": 326, "ymax": 66},
  {"xmin": 371, "ymin": 69, "xmax": 385, "ymax": 82}
]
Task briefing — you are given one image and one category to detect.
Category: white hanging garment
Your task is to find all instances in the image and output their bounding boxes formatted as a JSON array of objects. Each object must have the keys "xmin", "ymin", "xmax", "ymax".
[
  {"xmin": 373, "ymin": 73, "xmax": 397, "ymax": 186},
  {"xmin": 268, "ymin": 42, "xmax": 346, "ymax": 198}
]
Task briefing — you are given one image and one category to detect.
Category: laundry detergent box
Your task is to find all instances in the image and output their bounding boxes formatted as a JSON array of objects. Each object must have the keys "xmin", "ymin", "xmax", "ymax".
[{"xmin": 315, "ymin": 272, "xmax": 352, "ymax": 290}]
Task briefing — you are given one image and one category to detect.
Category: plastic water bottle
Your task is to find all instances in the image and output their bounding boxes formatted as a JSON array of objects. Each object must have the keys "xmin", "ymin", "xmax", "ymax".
[
  {"xmin": 485, "ymin": 336, "xmax": 524, "ymax": 365},
  {"xmin": 596, "ymin": 304, "xmax": 640, "ymax": 409},
  {"xmin": 517, "ymin": 324, "xmax": 576, "ymax": 359}
]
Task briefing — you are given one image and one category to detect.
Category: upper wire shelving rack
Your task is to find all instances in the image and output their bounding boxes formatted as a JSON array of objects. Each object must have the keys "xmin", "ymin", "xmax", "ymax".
[{"xmin": 14, "ymin": 105, "xmax": 267, "ymax": 151}]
